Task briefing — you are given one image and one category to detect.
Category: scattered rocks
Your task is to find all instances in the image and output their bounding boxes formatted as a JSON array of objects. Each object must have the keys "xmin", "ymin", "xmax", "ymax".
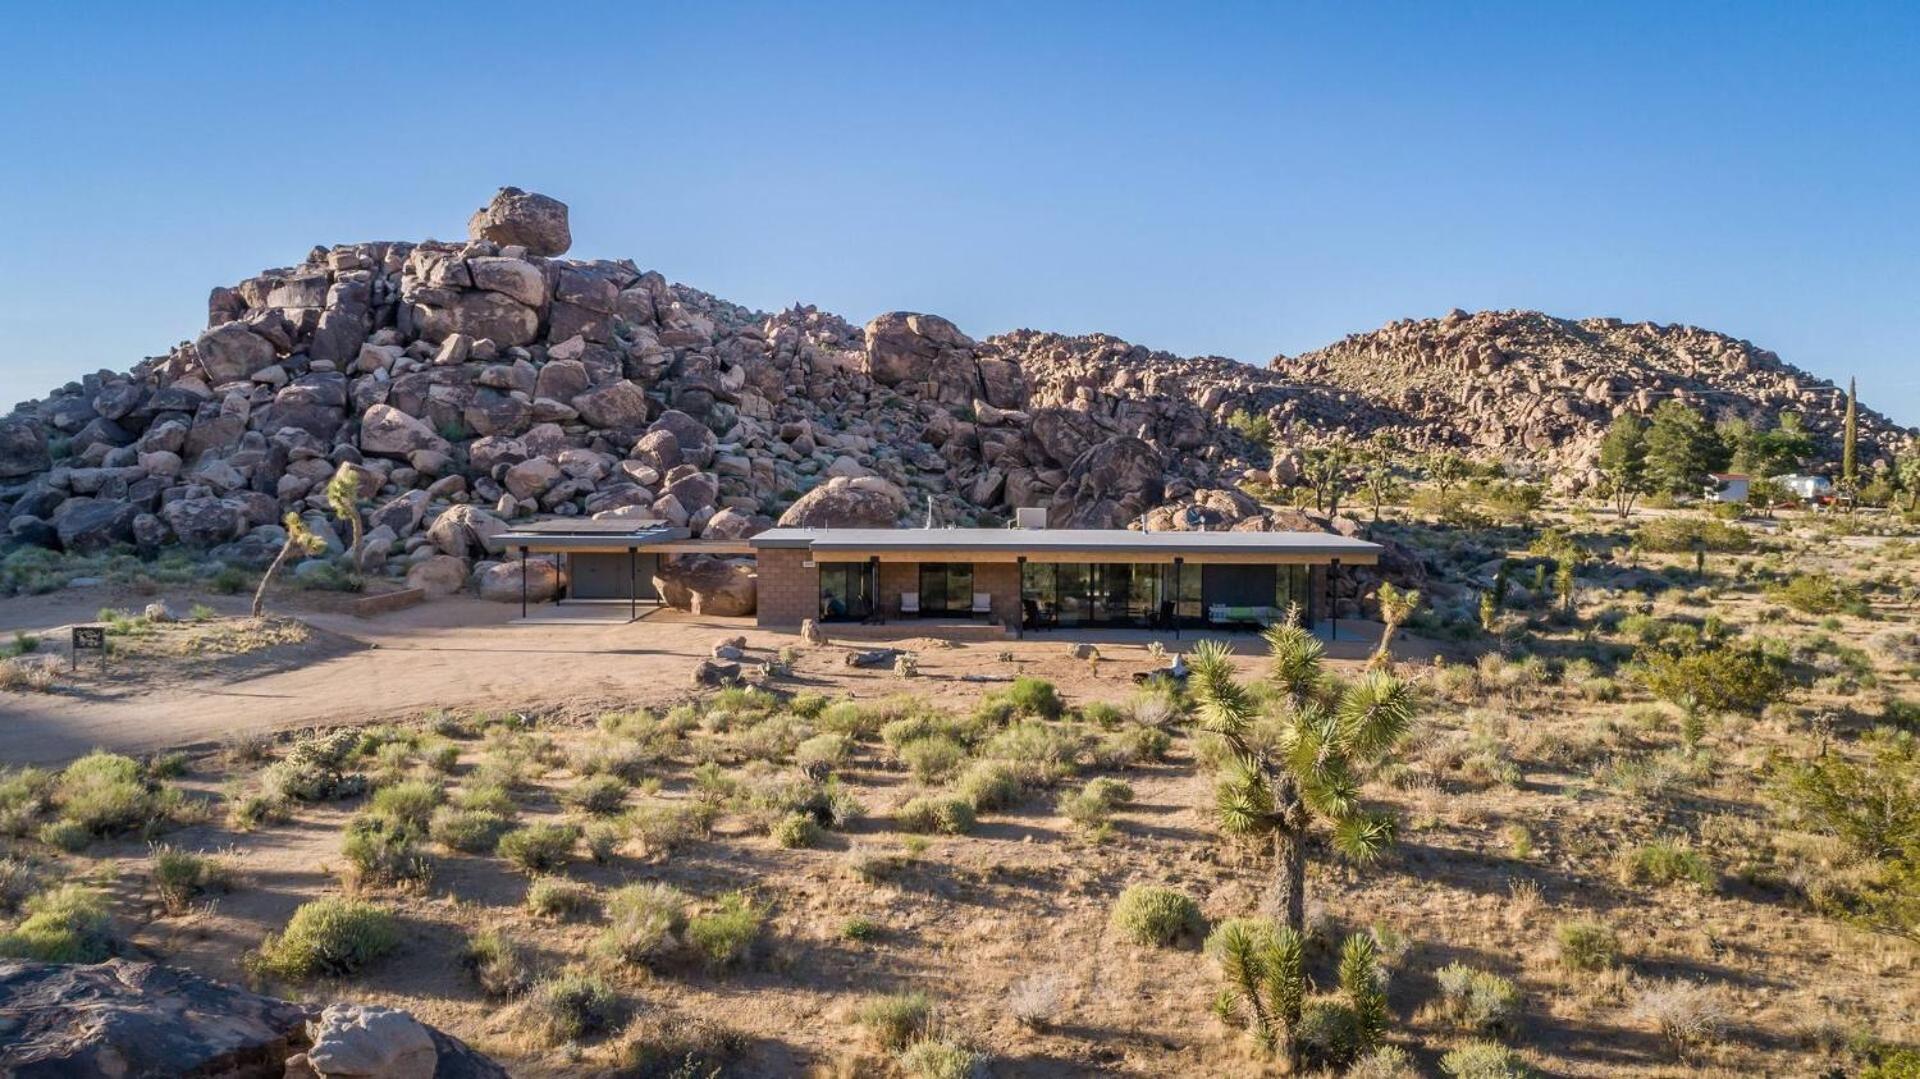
[{"xmin": 691, "ymin": 658, "xmax": 740, "ymax": 686}]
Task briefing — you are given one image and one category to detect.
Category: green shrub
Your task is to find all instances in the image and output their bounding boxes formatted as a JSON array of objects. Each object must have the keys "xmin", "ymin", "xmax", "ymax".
[
  {"xmin": 686, "ymin": 891, "xmax": 764, "ymax": 969},
  {"xmin": 340, "ymin": 813, "xmax": 431, "ymax": 890},
  {"xmin": 897, "ymin": 1037, "xmax": 987, "ymax": 1079},
  {"xmin": 896, "ymin": 796, "xmax": 975, "ymax": 835},
  {"xmin": 841, "ymin": 916, "xmax": 881, "ymax": 941},
  {"xmin": 461, "ymin": 928, "xmax": 531, "ymax": 998},
  {"xmin": 899, "ymin": 735, "xmax": 966, "ymax": 783},
  {"xmin": 1636, "ymin": 517, "xmax": 1751, "ymax": 555},
  {"xmin": 1348, "ymin": 1046, "xmax": 1421, "ymax": 1079},
  {"xmin": 0, "ymin": 766, "xmax": 53, "ymax": 836},
  {"xmin": 626, "ymin": 802, "xmax": 714, "ymax": 855},
  {"xmin": 953, "ymin": 760, "xmax": 1023, "ymax": 811},
  {"xmin": 1617, "ymin": 840, "xmax": 1714, "ymax": 889},
  {"xmin": 984, "ymin": 721, "xmax": 1087, "ymax": 783},
  {"xmin": 429, "ymin": 807, "xmax": 511, "ymax": 853},
  {"xmin": 497, "ymin": 823, "xmax": 578, "ymax": 875},
  {"xmin": 52, "ymin": 751, "xmax": 165, "ymax": 838},
  {"xmin": 563, "ymin": 774, "xmax": 630, "ymax": 816},
  {"xmin": 527, "ymin": 970, "xmax": 622, "ymax": 1043},
  {"xmin": 817, "ymin": 700, "xmax": 886, "ymax": 739},
  {"xmin": 1440, "ymin": 1040, "xmax": 1536, "ymax": 1078},
  {"xmin": 856, "ymin": 990, "xmax": 933, "ymax": 1051},
  {"xmin": 794, "ymin": 733, "xmax": 850, "ymax": 773},
  {"xmin": 1109, "ymin": 884, "xmax": 1202, "ymax": 947},
  {"xmin": 596, "ymin": 883, "xmax": 689, "ymax": 965},
  {"xmin": 1555, "ymin": 919, "xmax": 1620, "ymax": 971},
  {"xmin": 0, "ymin": 885, "xmax": 113, "ymax": 962},
  {"xmin": 614, "ymin": 1013, "xmax": 744, "ymax": 1076},
  {"xmin": 37, "ymin": 819, "xmax": 91, "ymax": 852},
  {"xmin": 150, "ymin": 846, "xmax": 231, "ymax": 915},
  {"xmin": 250, "ymin": 898, "xmax": 399, "ymax": 980},
  {"xmin": 771, "ymin": 812, "xmax": 821, "ymax": 849},
  {"xmin": 1433, "ymin": 963, "xmax": 1521, "ymax": 1033},
  {"xmin": 1006, "ymin": 676, "xmax": 1064, "ymax": 719},
  {"xmin": 526, "ymin": 876, "xmax": 597, "ymax": 919},
  {"xmin": 367, "ymin": 779, "xmax": 443, "ymax": 829},
  {"xmin": 789, "ymin": 692, "xmax": 829, "ymax": 719},
  {"xmin": 1057, "ymin": 777, "xmax": 1132, "ymax": 830},
  {"xmin": 452, "ymin": 781, "xmax": 517, "ymax": 817},
  {"xmin": 146, "ymin": 752, "xmax": 189, "ymax": 779},
  {"xmin": 581, "ymin": 820, "xmax": 623, "ymax": 863},
  {"xmin": 1768, "ymin": 572, "xmax": 1867, "ymax": 616}
]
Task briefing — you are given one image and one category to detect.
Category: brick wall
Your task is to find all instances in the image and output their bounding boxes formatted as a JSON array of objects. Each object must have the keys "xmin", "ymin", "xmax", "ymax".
[
  {"xmin": 755, "ymin": 548, "xmax": 818, "ymax": 627},
  {"xmin": 878, "ymin": 561, "xmax": 916, "ymax": 619}
]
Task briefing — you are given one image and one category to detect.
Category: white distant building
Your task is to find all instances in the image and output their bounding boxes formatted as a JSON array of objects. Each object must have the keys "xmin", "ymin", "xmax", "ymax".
[
  {"xmin": 1774, "ymin": 474, "xmax": 1833, "ymax": 501},
  {"xmin": 1705, "ymin": 472, "xmax": 1749, "ymax": 504}
]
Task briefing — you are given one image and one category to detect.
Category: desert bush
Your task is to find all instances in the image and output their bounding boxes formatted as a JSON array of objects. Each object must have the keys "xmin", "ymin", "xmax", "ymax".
[
  {"xmin": 1439, "ymin": 1041, "xmax": 1536, "ymax": 1078},
  {"xmin": 1110, "ymin": 884, "xmax": 1202, "ymax": 947},
  {"xmin": 150, "ymin": 845, "xmax": 232, "ymax": 915},
  {"xmin": 0, "ymin": 767, "xmax": 54, "ymax": 836},
  {"xmin": 1630, "ymin": 978, "xmax": 1728, "ymax": 1061},
  {"xmin": 1617, "ymin": 839, "xmax": 1714, "ymax": 889},
  {"xmin": 615, "ymin": 1013, "xmax": 744, "ymax": 1077},
  {"xmin": 564, "ymin": 774, "xmax": 630, "ymax": 816},
  {"xmin": 816, "ymin": 699, "xmax": 887, "ymax": 739},
  {"xmin": 1433, "ymin": 963, "xmax": 1521, "ymax": 1033},
  {"xmin": 51, "ymin": 751, "xmax": 171, "ymax": 840},
  {"xmin": 953, "ymin": 760, "xmax": 1023, "ymax": 811},
  {"xmin": 580, "ymin": 820, "xmax": 623, "ymax": 863},
  {"xmin": 897, "ymin": 1037, "xmax": 987, "ymax": 1079},
  {"xmin": 686, "ymin": 891, "xmax": 764, "ymax": 969},
  {"xmin": 596, "ymin": 883, "xmax": 689, "ymax": 965},
  {"xmin": 1636, "ymin": 517, "xmax": 1751, "ymax": 555},
  {"xmin": 527, "ymin": 876, "xmax": 598, "ymax": 919},
  {"xmin": 461, "ymin": 927, "xmax": 531, "ymax": 998},
  {"xmin": 626, "ymin": 801, "xmax": 714, "ymax": 855},
  {"xmin": 0, "ymin": 857, "xmax": 37, "ymax": 913},
  {"xmin": 0, "ymin": 884, "xmax": 113, "ymax": 962},
  {"xmin": 1007, "ymin": 971, "xmax": 1064, "ymax": 1028},
  {"xmin": 1057, "ymin": 777, "xmax": 1133, "ymax": 832},
  {"xmin": 452, "ymin": 781, "xmax": 517, "ymax": 816},
  {"xmin": 1769, "ymin": 572, "xmax": 1868, "ymax": 616},
  {"xmin": 340, "ymin": 813, "xmax": 431, "ymax": 891},
  {"xmin": 898, "ymin": 735, "xmax": 966, "ymax": 783},
  {"xmin": 526, "ymin": 970, "xmax": 622, "ymax": 1043},
  {"xmin": 1767, "ymin": 732, "xmax": 1919, "ymax": 935},
  {"xmin": 429, "ymin": 807, "xmax": 511, "ymax": 853},
  {"xmin": 857, "ymin": 990, "xmax": 933, "ymax": 1051},
  {"xmin": 250, "ymin": 898, "xmax": 398, "ymax": 980},
  {"xmin": 36, "ymin": 819, "xmax": 91, "ymax": 852},
  {"xmin": 984, "ymin": 721, "xmax": 1088, "ymax": 784},
  {"xmin": 497, "ymin": 823, "xmax": 579, "ymax": 875},
  {"xmin": 1348, "ymin": 1045, "xmax": 1421, "ymax": 1079},
  {"xmin": 794, "ymin": 732, "xmax": 850, "ymax": 773},
  {"xmin": 1005, "ymin": 676, "xmax": 1065, "ymax": 719},
  {"xmin": 1554, "ymin": 919, "xmax": 1620, "ymax": 971},
  {"xmin": 367, "ymin": 779, "xmax": 443, "ymax": 829},
  {"xmin": 260, "ymin": 730, "xmax": 365, "ymax": 803},
  {"xmin": 771, "ymin": 812, "xmax": 821, "ymax": 849},
  {"xmin": 896, "ymin": 795, "xmax": 975, "ymax": 835}
]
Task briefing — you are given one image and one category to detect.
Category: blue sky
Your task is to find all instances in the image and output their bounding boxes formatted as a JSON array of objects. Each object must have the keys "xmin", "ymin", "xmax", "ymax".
[{"xmin": 1, "ymin": 1, "xmax": 1915, "ymax": 424}]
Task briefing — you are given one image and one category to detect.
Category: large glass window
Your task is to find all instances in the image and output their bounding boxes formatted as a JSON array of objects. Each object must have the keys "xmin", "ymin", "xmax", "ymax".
[
  {"xmin": 819, "ymin": 563, "xmax": 872, "ymax": 622},
  {"xmin": 1275, "ymin": 565, "xmax": 1310, "ymax": 620},
  {"xmin": 916, "ymin": 563, "xmax": 974, "ymax": 616}
]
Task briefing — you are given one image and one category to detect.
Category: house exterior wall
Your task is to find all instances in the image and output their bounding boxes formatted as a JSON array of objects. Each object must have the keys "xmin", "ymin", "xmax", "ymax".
[
  {"xmin": 755, "ymin": 547, "xmax": 818, "ymax": 627},
  {"xmin": 878, "ymin": 560, "xmax": 916, "ymax": 619}
]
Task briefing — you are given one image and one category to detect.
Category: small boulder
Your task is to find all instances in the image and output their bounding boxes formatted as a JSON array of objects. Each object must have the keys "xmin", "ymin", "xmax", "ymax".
[
  {"xmin": 298, "ymin": 1004, "xmax": 437, "ymax": 1079},
  {"xmin": 691, "ymin": 658, "xmax": 740, "ymax": 686},
  {"xmin": 466, "ymin": 186, "xmax": 572, "ymax": 257},
  {"xmin": 406, "ymin": 555, "xmax": 470, "ymax": 598}
]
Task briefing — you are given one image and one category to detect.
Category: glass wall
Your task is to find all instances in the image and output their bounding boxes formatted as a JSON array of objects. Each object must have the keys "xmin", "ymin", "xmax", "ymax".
[
  {"xmin": 916, "ymin": 563, "xmax": 975, "ymax": 616},
  {"xmin": 1020, "ymin": 561, "xmax": 1310, "ymax": 629},
  {"xmin": 818, "ymin": 562, "xmax": 873, "ymax": 622}
]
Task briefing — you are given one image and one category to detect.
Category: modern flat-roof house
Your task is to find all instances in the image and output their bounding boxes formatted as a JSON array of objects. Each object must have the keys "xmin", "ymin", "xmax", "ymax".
[
  {"xmin": 493, "ymin": 519, "xmax": 751, "ymax": 616},
  {"xmin": 749, "ymin": 525, "xmax": 1382, "ymax": 635}
]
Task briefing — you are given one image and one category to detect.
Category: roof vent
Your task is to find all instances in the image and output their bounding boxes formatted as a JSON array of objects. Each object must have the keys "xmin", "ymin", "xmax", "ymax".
[{"xmin": 1014, "ymin": 507, "xmax": 1048, "ymax": 530}]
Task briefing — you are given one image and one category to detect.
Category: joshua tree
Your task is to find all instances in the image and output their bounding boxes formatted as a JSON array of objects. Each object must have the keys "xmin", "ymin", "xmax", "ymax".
[
  {"xmin": 1300, "ymin": 439, "xmax": 1358, "ymax": 516},
  {"xmin": 1188, "ymin": 635, "xmax": 1415, "ymax": 937},
  {"xmin": 1367, "ymin": 582, "xmax": 1420, "ymax": 670},
  {"xmin": 1424, "ymin": 451, "xmax": 1469, "ymax": 496},
  {"xmin": 1211, "ymin": 923, "xmax": 1388, "ymax": 1066},
  {"xmin": 253, "ymin": 512, "xmax": 328, "ymax": 618},
  {"xmin": 1554, "ymin": 560, "xmax": 1577, "ymax": 617},
  {"xmin": 325, "ymin": 466, "xmax": 366, "ymax": 571}
]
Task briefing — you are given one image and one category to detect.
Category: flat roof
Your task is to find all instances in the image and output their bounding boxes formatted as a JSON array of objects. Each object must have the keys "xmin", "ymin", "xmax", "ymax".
[
  {"xmin": 496, "ymin": 520, "xmax": 689, "ymax": 550},
  {"xmin": 749, "ymin": 526, "xmax": 1381, "ymax": 558}
]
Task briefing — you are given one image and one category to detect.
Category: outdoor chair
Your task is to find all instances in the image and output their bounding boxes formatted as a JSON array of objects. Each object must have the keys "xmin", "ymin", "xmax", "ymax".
[
  {"xmin": 1022, "ymin": 598, "xmax": 1054, "ymax": 631},
  {"xmin": 900, "ymin": 592, "xmax": 920, "ymax": 616},
  {"xmin": 971, "ymin": 592, "xmax": 992, "ymax": 619}
]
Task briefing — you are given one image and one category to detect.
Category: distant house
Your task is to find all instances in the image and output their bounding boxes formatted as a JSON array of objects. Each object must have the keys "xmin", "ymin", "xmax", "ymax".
[
  {"xmin": 1704, "ymin": 473, "xmax": 1750, "ymax": 504},
  {"xmin": 1774, "ymin": 474, "xmax": 1834, "ymax": 502}
]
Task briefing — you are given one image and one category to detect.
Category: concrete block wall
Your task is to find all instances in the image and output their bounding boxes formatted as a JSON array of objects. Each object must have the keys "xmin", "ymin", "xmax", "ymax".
[{"xmin": 755, "ymin": 548, "xmax": 819, "ymax": 627}]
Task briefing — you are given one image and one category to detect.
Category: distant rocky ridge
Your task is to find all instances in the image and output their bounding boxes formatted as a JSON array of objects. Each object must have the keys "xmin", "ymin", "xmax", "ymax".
[{"xmin": 0, "ymin": 188, "xmax": 1907, "ymax": 605}]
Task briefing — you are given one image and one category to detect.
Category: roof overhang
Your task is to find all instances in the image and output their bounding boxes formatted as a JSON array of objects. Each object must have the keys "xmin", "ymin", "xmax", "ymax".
[
  {"xmin": 749, "ymin": 527, "xmax": 1381, "ymax": 565},
  {"xmin": 496, "ymin": 520, "xmax": 691, "ymax": 552}
]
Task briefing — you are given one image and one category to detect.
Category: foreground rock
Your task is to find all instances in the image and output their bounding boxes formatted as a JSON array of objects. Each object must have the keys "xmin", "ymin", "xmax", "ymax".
[
  {"xmin": 0, "ymin": 960, "xmax": 504, "ymax": 1078},
  {"xmin": 654, "ymin": 555, "xmax": 756, "ymax": 616}
]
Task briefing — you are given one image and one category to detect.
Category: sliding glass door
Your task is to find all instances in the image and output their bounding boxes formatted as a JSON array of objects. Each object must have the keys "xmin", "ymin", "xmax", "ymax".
[
  {"xmin": 818, "ymin": 562, "xmax": 873, "ymax": 622},
  {"xmin": 916, "ymin": 563, "xmax": 974, "ymax": 616}
]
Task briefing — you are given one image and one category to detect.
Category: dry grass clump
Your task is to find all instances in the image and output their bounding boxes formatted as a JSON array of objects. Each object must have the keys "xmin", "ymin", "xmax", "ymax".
[
  {"xmin": 614, "ymin": 1012, "xmax": 743, "ymax": 1076},
  {"xmin": 897, "ymin": 1036, "xmax": 988, "ymax": 1078},
  {"xmin": 1431, "ymin": 963, "xmax": 1522, "ymax": 1034},
  {"xmin": 1109, "ymin": 884, "xmax": 1202, "ymax": 947},
  {"xmin": 563, "ymin": 774, "xmax": 630, "ymax": 816},
  {"xmin": 1439, "ymin": 1040, "xmax": 1536, "ymax": 1077},
  {"xmin": 1553, "ymin": 919, "xmax": 1620, "ymax": 972},
  {"xmin": 497, "ymin": 823, "xmax": 579, "ymax": 875},
  {"xmin": 461, "ymin": 927, "xmax": 532, "ymax": 998},
  {"xmin": 0, "ymin": 884, "xmax": 113, "ymax": 962},
  {"xmin": 595, "ymin": 882, "xmax": 688, "ymax": 965},
  {"xmin": 526, "ymin": 876, "xmax": 597, "ymax": 920},
  {"xmin": 149, "ymin": 845, "xmax": 234, "ymax": 915},
  {"xmin": 0, "ymin": 655, "xmax": 59, "ymax": 692},
  {"xmin": 857, "ymin": 990, "xmax": 933, "ymax": 1051},
  {"xmin": 685, "ymin": 891, "xmax": 765, "ymax": 970},
  {"xmin": 1629, "ymin": 978, "xmax": 1729, "ymax": 1061},
  {"xmin": 524, "ymin": 969, "xmax": 623, "ymax": 1044},
  {"xmin": 1007, "ymin": 971, "xmax": 1066, "ymax": 1028},
  {"xmin": 1615, "ymin": 839, "xmax": 1714, "ymax": 890},
  {"xmin": 248, "ymin": 898, "xmax": 398, "ymax": 981}
]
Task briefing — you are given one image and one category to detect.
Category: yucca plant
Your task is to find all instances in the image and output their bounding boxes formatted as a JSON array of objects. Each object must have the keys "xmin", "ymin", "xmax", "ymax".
[
  {"xmin": 1210, "ymin": 920, "xmax": 1390, "ymax": 1066},
  {"xmin": 1189, "ymin": 634, "xmax": 1415, "ymax": 934},
  {"xmin": 1367, "ymin": 584, "xmax": 1421, "ymax": 671},
  {"xmin": 252, "ymin": 512, "xmax": 328, "ymax": 618},
  {"xmin": 325, "ymin": 466, "xmax": 367, "ymax": 571}
]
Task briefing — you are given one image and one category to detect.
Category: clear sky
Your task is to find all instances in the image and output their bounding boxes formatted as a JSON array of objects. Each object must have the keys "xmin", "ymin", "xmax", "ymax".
[{"xmin": 1, "ymin": 1, "xmax": 1915, "ymax": 424}]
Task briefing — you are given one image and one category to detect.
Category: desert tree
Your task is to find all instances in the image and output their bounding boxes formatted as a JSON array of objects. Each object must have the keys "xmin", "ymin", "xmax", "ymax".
[
  {"xmin": 1597, "ymin": 412, "xmax": 1651, "ymax": 519},
  {"xmin": 1357, "ymin": 433, "xmax": 1405, "ymax": 524},
  {"xmin": 1842, "ymin": 376, "xmax": 1859, "ymax": 494},
  {"xmin": 325, "ymin": 466, "xmax": 367, "ymax": 572},
  {"xmin": 1645, "ymin": 400, "xmax": 1726, "ymax": 496},
  {"xmin": 1367, "ymin": 582, "xmax": 1420, "ymax": 671},
  {"xmin": 1638, "ymin": 643, "xmax": 1789, "ymax": 750},
  {"xmin": 1188, "ymin": 633, "xmax": 1415, "ymax": 935},
  {"xmin": 1299, "ymin": 438, "xmax": 1359, "ymax": 516},
  {"xmin": 1210, "ymin": 921, "xmax": 1388, "ymax": 1066},
  {"xmin": 1898, "ymin": 441, "xmax": 1920, "ymax": 514},
  {"xmin": 1422, "ymin": 450, "xmax": 1471, "ymax": 497},
  {"xmin": 252, "ymin": 512, "xmax": 329, "ymax": 618}
]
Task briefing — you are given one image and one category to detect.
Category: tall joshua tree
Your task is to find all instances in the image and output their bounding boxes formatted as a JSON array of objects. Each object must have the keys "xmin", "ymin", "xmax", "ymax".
[
  {"xmin": 325, "ymin": 466, "xmax": 366, "ymax": 572},
  {"xmin": 1367, "ymin": 582, "xmax": 1421, "ymax": 671},
  {"xmin": 253, "ymin": 512, "xmax": 328, "ymax": 618},
  {"xmin": 1189, "ymin": 630, "xmax": 1416, "ymax": 936}
]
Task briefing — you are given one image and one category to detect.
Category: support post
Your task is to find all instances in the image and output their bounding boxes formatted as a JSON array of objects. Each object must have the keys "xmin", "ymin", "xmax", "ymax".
[
  {"xmin": 1015, "ymin": 556, "xmax": 1025, "ymax": 640},
  {"xmin": 1328, "ymin": 557, "xmax": 1340, "ymax": 643},
  {"xmin": 1173, "ymin": 557, "xmax": 1183, "ymax": 640},
  {"xmin": 868, "ymin": 556, "xmax": 880, "ymax": 624},
  {"xmin": 519, "ymin": 546, "xmax": 528, "ymax": 619},
  {"xmin": 629, "ymin": 546, "xmax": 637, "ymax": 622}
]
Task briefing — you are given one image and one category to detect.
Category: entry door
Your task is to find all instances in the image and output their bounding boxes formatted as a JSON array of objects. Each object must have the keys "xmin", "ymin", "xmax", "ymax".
[
  {"xmin": 819, "ymin": 563, "xmax": 873, "ymax": 622},
  {"xmin": 568, "ymin": 552, "xmax": 658, "ymax": 600},
  {"xmin": 918, "ymin": 563, "xmax": 973, "ymax": 615}
]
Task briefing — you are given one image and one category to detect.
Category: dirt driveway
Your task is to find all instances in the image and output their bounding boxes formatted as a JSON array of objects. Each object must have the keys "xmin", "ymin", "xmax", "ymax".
[{"xmin": 0, "ymin": 587, "xmax": 1398, "ymax": 766}]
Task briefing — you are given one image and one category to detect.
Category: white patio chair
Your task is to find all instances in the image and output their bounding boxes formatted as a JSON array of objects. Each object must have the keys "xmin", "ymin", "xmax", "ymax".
[
  {"xmin": 900, "ymin": 592, "xmax": 920, "ymax": 616},
  {"xmin": 971, "ymin": 592, "xmax": 991, "ymax": 619}
]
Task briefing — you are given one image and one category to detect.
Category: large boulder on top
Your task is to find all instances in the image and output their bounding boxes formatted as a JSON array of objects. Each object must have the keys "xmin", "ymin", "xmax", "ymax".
[
  {"xmin": 776, "ymin": 475, "xmax": 906, "ymax": 529},
  {"xmin": 653, "ymin": 555, "xmax": 756, "ymax": 617},
  {"xmin": 0, "ymin": 417, "xmax": 50, "ymax": 478},
  {"xmin": 194, "ymin": 321, "xmax": 278, "ymax": 384},
  {"xmin": 863, "ymin": 312, "xmax": 976, "ymax": 387},
  {"xmin": 426, "ymin": 504, "xmax": 507, "ymax": 559},
  {"xmin": 359, "ymin": 404, "xmax": 447, "ymax": 458},
  {"xmin": 466, "ymin": 186, "xmax": 571, "ymax": 257},
  {"xmin": 1047, "ymin": 436, "xmax": 1164, "ymax": 529}
]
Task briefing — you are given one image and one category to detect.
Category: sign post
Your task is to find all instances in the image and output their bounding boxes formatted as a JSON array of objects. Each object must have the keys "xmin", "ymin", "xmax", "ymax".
[{"xmin": 71, "ymin": 625, "xmax": 106, "ymax": 673}]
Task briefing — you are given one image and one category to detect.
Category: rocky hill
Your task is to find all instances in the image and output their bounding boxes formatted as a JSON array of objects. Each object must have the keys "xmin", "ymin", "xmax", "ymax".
[
  {"xmin": 1274, "ymin": 308, "xmax": 1908, "ymax": 472},
  {"xmin": 0, "ymin": 189, "xmax": 1907, "ymax": 595}
]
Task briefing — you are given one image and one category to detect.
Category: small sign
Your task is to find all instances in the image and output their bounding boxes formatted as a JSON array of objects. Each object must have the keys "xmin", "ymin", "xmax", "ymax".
[{"xmin": 71, "ymin": 626, "xmax": 106, "ymax": 672}]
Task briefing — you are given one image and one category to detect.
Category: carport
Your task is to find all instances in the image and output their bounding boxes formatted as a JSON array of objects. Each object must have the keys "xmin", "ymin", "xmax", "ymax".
[{"xmin": 493, "ymin": 520, "xmax": 691, "ymax": 621}]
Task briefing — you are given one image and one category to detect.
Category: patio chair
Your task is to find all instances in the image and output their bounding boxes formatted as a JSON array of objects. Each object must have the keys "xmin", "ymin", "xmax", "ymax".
[
  {"xmin": 971, "ymin": 592, "xmax": 992, "ymax": 619},
  {"xmin": 1022, "ymin": 598, "xmax": 1054, "ymax": 630},
  {"xmin": 900, "ymin": 592, "xmax": 920, "ymax": 617}
]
